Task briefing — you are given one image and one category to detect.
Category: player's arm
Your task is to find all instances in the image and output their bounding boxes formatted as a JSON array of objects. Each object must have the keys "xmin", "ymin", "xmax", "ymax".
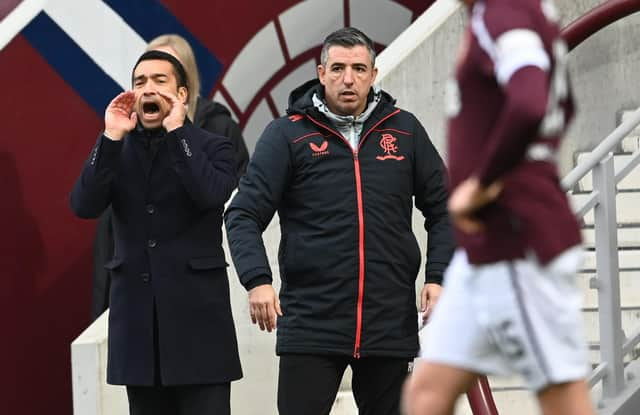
[
  {"xmin": 474, "ymin": 3, "xmax": 555, "ymax": 185},
  {"xmin": 474, "ymin": 65, "xmax": 550, "ymax": 186},
  {"xmin": 450, "ymin": 66, "xmax": 550, "ymax": 232},
  {"xmin": 450, "ymin": 8, "xmax": 554, "ymax": 231}
]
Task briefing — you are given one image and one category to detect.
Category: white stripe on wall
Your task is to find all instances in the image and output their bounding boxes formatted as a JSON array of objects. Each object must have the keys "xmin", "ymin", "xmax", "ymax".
[
  {"xmin": 222, "ymin": 22, "xmax": 285, "ymax": 113},
  {"xmin": 279, "ymin": 0, "xmax": 343, "ymax": 60},
  {"xmin": 44, "ymin": 0, "xmax": 146, "ymax": 90},
  {"xmin": 0, "ymin": 0, "xmax": 47, "ymax": 51}
]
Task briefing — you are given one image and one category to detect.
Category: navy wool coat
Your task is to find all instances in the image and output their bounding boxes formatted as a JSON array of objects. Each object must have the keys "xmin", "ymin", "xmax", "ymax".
[{"xmin": 70, "ymin": 121, "xmax": 242, "ymax": 386}]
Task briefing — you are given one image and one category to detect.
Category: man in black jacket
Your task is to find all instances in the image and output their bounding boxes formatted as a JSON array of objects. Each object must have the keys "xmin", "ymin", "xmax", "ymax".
[
  {"xmin": 225, "ymin": 28, "xmax": 454, "ymax": 415},
  {"xmin": 70, "ymin": 50, "xmax": 241, "ymax": 415}
]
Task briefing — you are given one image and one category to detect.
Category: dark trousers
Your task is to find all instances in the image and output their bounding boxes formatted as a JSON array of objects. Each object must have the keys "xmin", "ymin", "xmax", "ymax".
[
  {"xmin": 126, "ymin": 383, "xmax": 230, "ymax": 415},
  {"xmin": 126, "ymin": 299, "xmax": 231, "ymax": 415},
  {"xmin": 277, "ymin": 354, "xmax": 411, "ymax": 415}
]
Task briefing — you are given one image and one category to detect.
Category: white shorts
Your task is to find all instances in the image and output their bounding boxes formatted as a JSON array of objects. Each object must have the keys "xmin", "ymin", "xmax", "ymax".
[{"xmin": 420, "ymin": 248, "xmax": 590, "ymax": 391}]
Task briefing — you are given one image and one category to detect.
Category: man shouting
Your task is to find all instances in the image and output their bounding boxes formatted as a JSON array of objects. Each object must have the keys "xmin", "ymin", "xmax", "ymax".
[{"xmin": 70, "ymin": 50, "xmax": 242, "ymax": 415}]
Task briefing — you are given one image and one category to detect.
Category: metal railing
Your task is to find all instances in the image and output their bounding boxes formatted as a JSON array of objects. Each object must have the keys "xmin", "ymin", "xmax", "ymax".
[
  {"xmin": 560, "ymin": 0, "xmax": 640, "ymax": 406},
  {"xmin": 562, "ymin": 107, "xmax": 640, "ymax": 404}
]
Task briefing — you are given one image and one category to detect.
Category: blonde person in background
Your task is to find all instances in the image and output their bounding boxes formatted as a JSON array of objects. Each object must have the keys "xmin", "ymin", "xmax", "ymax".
[
  {"xmin": 146, "ymin": 34, "xmax": 249, "ymax": 180},
  {"xmin": 90, "ymin": 34, "xmax": 249, "ymax": 322}
]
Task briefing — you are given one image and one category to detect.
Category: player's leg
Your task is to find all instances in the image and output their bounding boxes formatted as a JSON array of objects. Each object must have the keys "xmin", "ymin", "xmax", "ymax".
[
  {"xmin": 537, "ymin": 380, "xmax": 595, "ymax": 415},
  {"xmin": 403, "ymin": 361, "xmax": 477, "ymax": 415},
  {"xmin": 277, "ymin": 354, "xmax": 348, "ymax": 415}
]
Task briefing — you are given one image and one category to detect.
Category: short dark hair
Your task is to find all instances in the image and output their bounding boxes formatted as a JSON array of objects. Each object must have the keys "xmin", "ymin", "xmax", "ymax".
[
  {"xmin": 320, "ymin": 27, "xmax": 376, "ymax": 67},
  {"xmin": 131, "ymin": 50, "xmax": 188, "ymax": 89}
]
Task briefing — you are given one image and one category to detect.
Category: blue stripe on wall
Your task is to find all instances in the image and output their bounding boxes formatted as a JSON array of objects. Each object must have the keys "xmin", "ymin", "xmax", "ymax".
[
  {"xmin": 104, "ymin": 0, "xmax": 223, "ymax": 97},
  {"xmin": 22, "ymin": 12, "xmax": 122, "ymax": 115}
]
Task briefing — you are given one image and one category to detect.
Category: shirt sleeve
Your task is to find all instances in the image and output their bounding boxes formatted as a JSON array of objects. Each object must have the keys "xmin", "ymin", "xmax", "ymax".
[
  {"xmin": 69, "ymin": 134, "xmax": 123, "ymax": 219},
  {"xmin": 476, "ymin": 1, "xmax": 550, "ymax": 85},
  {"xmin": 471, "ymin": 2, "xmax": 553, "ymax": 185}
]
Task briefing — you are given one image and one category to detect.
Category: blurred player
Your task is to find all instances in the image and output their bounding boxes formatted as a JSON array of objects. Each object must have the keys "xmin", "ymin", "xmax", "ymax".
[{"xmin": 403, "ymin": 1, "xmax": 596, "ymax": 414}]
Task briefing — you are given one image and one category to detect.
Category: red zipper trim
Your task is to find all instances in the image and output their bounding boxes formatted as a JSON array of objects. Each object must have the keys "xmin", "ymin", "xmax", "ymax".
[
  {"xmin": 306, "ymin": 109, "xmax": 401, "ymax": 359},
  {"xmin": 292, "ymin": 132, "xmax": 323, "ymax": 143},
  {"xmin": 305, "ymin": 115, "xmax": 349, "ymax": 147},
  {"xmin": 352, "ymin": 108, "xmax": 401, "ymax": 358},
  {"xmin": 353, "ymin": 155, "xmax": 365, "ymax": 358}
]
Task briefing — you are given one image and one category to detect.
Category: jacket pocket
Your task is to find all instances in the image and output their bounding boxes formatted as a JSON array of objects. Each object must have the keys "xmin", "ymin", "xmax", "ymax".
[
  {"xmin": 104, "ymin": 257, "xmax": 124, "ymax": 270},
  {"xmin": 188, "ymin": 256, "xmax": 228, "ymax": 270}
]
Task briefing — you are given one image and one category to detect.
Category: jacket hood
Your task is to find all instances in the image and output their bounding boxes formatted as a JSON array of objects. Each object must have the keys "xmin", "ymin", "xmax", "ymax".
[{"xmin": 286, "ymin": 79, "xmax": 395, "ymax": 115}]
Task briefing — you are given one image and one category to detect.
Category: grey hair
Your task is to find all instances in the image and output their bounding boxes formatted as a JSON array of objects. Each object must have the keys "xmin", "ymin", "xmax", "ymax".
[{"xmin": 320, "ymin": 27, "xmax": 376, "ymax": 67}]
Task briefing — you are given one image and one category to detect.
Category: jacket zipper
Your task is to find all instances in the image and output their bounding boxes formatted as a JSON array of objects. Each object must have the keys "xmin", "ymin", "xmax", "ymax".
[{"xmin": 306, "ymin": 109, "xmax": 401, "ymax": 358}]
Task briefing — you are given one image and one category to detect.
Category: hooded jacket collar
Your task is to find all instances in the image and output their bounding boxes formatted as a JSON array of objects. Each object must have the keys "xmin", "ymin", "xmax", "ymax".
[
  {"xmin": 286, "ymin": 79, "xmax": 396, "ymax": 118},
  {"xmin": 311, "ymin": 86, "xmax": 382, "ymax": 150}
]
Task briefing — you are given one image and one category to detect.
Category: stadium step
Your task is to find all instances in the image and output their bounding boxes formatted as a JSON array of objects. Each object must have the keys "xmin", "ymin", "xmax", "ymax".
[
  {"xmin": 579, "ymin": 271, "xmax": 640, "ymax": 308},
  {"xmin": 582, "ymin": 247, "xmax": 640, "ymax": 271},
  {"xmin": 622, "ymin": 134, "xmax": 640, "ymax": 153},
  {"xmin": 583, "ymin": 307, "xmax": 640, "ymax": 344},
  {"xmin": 582, "ymin": 225, "xmax": 640, "ymax": 248}
]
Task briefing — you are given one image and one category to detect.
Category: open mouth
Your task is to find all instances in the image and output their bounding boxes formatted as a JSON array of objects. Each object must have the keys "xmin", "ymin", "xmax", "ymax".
[{"xmin": 142, "ymin": 102, "xmax": 160, "ymax": 115}]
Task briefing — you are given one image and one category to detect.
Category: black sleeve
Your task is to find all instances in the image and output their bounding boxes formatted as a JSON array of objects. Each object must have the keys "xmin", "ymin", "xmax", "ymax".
[
  {"xmin": 202, "ymin": 113, "xmax": 250, "ymax": 182},
  {"xmin": 224, "ymin": 121, "xmax": 291, "ymax": 290},
  {"xmin": 166, "ymin": 124, "xmax": 236, "ymax": 210},
  {"xmin": 412, "ymin": 116, "xmax": 455, "ymax": 285},
  {"xmin": 70, "ymin": 134, "xmax": 123, "ymax": 219},
  {"xmin": 91, "ymin": 206, "xmax": 113, "ymax": 321}
]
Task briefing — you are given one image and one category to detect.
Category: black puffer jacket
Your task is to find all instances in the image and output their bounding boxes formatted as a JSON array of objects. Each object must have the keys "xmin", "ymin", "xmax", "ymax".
[
  {"xmin": 225, "ymin": 80, "xmax": 454, "ymax": 358},
  {"xmin": 194, "ymin": 97, "xmax": 249, "ymax": 180}
]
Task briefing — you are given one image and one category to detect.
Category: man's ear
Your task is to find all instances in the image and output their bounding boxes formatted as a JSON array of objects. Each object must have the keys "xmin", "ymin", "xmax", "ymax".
[
  {"xmin": 178, "ymin": 86, "xmax": 188, "ymax": 104},
  {"xmin": 317, "ymin": 65, "xmax": 326, "ymax": 86}
]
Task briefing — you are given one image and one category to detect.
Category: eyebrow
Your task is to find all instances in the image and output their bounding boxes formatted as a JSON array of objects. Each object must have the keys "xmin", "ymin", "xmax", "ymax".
[
  {"xmin": 330, "ymin": 62, "xmax": 369, "ymax": 69},
  {"xmin": 133, "ymin": 73, "xmax": 169, "ymax": 83}
]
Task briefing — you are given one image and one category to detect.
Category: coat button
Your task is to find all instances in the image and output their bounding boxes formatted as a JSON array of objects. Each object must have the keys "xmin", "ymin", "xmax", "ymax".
[
  {"xmin": 147, "ymin": 239, "xmax": 157, "ymax": 248},
  {"xmin": 146, "ymin": 204, "xmax": 155, "ymax": 214},
  {"xmin": 140, "ymin": 273, "xmax": 150, "ymax": 283}
]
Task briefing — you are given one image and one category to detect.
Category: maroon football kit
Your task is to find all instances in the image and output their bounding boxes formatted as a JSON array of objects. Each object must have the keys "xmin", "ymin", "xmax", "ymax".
[
  {"xmin": 446, "ymin": 0, "xmax": 581, "ymax": 265},
  {"xmin": 419, "ymin": 1, "xmax": 593, "ymax": 399}
]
